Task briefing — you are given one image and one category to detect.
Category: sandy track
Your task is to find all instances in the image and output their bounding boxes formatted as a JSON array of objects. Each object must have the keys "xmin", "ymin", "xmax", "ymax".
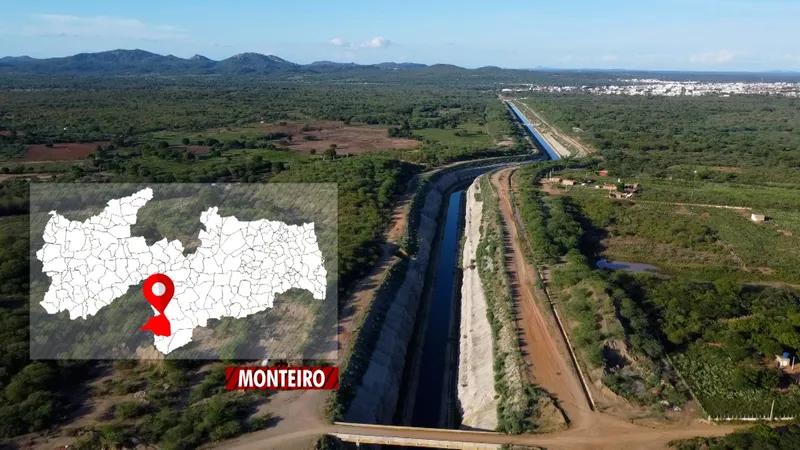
[{"xmin": 490, "ymin": 168, "xmax": 593, "ymax": 428}]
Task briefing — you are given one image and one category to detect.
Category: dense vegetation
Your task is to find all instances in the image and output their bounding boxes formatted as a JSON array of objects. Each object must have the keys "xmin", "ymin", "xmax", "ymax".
[
  {"xmin": 670, "ymin": 423, "xmax": 800, "ymax": 450},
  {"xmin": 0, "ymin": 80, "xmax": 492, "ymax": 138}
]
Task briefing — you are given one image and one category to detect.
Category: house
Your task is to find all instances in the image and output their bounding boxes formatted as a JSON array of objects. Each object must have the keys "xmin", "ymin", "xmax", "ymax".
[
  {"xmin": 561, "ymin": 179, "xmax": 576, "ymax": 186},
  {"xmin": 776, "ymin": 353, "xmax": 791, "ymax": 369},
  {"xmin": 598, "ymin": 170, "xmax": 609, "ymax": 177},
  {"xmin": 751, "ymin": 213, "xmax": 766, "ymax": 223},
  {"xmin": 602, "ymin": 184, "xmax": 617, "ymax": 191}
]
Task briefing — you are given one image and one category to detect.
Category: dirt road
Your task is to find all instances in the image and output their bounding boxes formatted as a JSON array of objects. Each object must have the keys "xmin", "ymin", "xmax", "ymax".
[{"xmin": 490, "ymin": 168, "xmax": 595, "ymax": 428}]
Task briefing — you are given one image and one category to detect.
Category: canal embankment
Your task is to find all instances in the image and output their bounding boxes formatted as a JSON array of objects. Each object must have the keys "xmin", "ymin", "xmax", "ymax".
[{"xmin": 456, "ymin": 177, "xmax": 499, "ymax": 430}]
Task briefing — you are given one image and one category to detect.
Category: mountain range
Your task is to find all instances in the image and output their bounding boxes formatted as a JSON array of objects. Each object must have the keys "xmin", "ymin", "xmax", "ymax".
[
  {"xmin": 2, "ymin": 49, "xmax": 799, "ymax": 84},
  {"xmin": 0, "ymin": 49, "xmax": 435, "ymax": 76}
]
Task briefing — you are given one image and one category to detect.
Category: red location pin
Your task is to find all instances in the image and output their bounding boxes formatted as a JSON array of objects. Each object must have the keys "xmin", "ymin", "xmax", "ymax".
[
  {"xmin": 140, "ymin": 274, "xmax": 174, "ymax": 337},
  {"xmin": 143, "ymin": 273, "xmax": 174, "ymax": 314}
]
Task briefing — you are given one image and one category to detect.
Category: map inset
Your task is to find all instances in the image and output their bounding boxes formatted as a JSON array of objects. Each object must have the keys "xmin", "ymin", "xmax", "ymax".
[{"xmin": 30, "ymin": 183, "xmax": 337, "ymax": 360}]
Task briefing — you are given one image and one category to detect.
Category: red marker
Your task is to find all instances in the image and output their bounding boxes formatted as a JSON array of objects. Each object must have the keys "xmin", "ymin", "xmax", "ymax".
[{"xmin": 140, "ymin": 273, "xmax": 174, "ymax": 337}]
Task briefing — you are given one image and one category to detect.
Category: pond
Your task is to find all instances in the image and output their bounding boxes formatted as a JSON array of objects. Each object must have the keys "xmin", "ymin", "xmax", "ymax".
[{"xmin": 596, "ymin": 259, "xmax": 661, "ymax": 273}]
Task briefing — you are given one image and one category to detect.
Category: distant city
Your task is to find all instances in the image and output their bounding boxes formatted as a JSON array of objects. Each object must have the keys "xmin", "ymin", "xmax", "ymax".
[{"xmin": 502, "ymin": 79, "xmax": 800, "ymax": 97}]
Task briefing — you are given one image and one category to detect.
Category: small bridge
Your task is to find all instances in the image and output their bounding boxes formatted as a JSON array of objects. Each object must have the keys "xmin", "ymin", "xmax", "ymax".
[{"xmin": 331, "ymin": 423, "xmax": 507, "ymax": 449}]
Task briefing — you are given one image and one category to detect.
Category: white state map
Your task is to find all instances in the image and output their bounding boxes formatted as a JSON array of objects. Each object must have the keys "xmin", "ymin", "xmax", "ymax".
[{"xmin": 35, "ymin": 188, "xmax": 327, "ymax": 355}]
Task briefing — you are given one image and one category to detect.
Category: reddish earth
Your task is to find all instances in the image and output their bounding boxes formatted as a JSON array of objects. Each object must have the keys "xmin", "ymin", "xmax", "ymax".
[
  {"xmin": 22, "ymin": 141, "xmax": 108, "ymax": 161},
  {"xmin": 491, "ymin": 168, "xmax": 593, "ymax": 428},
  {"xmin": 288, "ymin": 127, "xmax": 420, "ymax": 154}
]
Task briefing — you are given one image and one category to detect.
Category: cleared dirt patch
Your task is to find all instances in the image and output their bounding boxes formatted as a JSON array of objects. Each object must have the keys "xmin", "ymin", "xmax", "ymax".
[
  {"xmin": 491, "ymin": 168, "xmax": 586, "ymax": 427},
  {"xmin": 539, "ymin": 181, "xmax": 563, "ymax": 196},
  {"xmin": 23, "ymin": 141, "xmax": 108, "ymax": 161},
  {"xmin": 289, "ymin": 127, "xmax": 420, "ymax": 154}
]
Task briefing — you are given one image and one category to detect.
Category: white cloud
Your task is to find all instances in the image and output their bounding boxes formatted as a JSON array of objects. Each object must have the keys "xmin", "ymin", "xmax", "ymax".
[
  {"xmin": 22, "ymin": 14, "xmax": 187, "ymax": 41},
  {"xmin": 358, "ymin": 37, "xmax": 390, "ymax": 49},
  {"xmin": 330, "ymin": 36, "xmax": 390, "ymax": 50},
  {"xmin": 690, "ymin": 50, "xmax": 736, "ymax": 64},
  {"xmin": 599, "ymin": 54, "xmax": 620, "ymax": 62}
]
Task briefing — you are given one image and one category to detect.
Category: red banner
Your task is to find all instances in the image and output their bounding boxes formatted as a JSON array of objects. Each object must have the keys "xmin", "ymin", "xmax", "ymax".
[{"xmin": 225, "ymin": 366, "xmax": 339, "ymax": 390}]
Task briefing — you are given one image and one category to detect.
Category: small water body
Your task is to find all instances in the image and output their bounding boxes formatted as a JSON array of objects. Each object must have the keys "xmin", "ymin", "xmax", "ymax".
[
  {"xmin": 410, "ymin": 190, "xmax": 463, "ymax": 428},
  {"xmin": 596, "ymin": 259, "xmax": 661, "ymax": 273}
]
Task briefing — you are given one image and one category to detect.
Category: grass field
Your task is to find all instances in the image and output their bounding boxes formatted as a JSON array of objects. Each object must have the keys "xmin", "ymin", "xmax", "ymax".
[
  {"xmin": 634, "ymin": 179, "xmax": 800, "ymax": 211},
  {"xmin": 413, "ymin": 123, "xmax": 494, "ymax": 148}
]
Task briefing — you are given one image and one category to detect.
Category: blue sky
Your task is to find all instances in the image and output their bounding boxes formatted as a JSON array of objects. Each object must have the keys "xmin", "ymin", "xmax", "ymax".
[{"xmin": 1, "ymin": 0, "xmax": 798, "ymax": 71}]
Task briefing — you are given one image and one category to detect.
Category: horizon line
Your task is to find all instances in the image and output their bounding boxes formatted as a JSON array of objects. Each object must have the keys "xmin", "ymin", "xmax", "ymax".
[{"xmin": 2, "ymin": 48, "xmax": 799, "ymax": 75}]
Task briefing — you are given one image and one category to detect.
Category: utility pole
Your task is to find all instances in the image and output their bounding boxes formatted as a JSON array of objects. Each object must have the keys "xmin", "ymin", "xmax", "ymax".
[{"xmin": 770, "ymin": 399, "xmax": 775, "ymax": 421}]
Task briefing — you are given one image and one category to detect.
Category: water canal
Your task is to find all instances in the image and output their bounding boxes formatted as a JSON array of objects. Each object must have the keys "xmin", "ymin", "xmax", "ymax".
[{"xmin": 409, "ymin": 189, "xmax": 464, "ymax": 428}]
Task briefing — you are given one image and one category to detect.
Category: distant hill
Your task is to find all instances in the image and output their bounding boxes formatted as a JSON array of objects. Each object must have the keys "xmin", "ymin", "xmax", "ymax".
[
  {"xmin": 2, "ymin": 49, "xmax": 799, "ymax": 84},
  {"xmin": 0, "ymin": 49, "xmax": 430, "ymax": 77},
  {"xmin": 376, "ymin": 62, "xmax": 427, "ymax": 70}
]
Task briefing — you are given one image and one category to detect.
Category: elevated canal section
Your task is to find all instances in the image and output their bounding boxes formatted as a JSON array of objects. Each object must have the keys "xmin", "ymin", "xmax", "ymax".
[{"xmin": 506, "ymin": 102, "xmax": 561, "ymax": 161}]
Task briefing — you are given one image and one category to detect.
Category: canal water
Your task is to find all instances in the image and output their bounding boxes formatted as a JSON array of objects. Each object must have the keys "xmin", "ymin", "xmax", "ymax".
[
  {"xmin": 410, "ymin": 190, "xmax": 464, "ymax": 428},
  {"xmin": 506, "ymin": 102, "xmax": 561, "ymax": 161}
]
